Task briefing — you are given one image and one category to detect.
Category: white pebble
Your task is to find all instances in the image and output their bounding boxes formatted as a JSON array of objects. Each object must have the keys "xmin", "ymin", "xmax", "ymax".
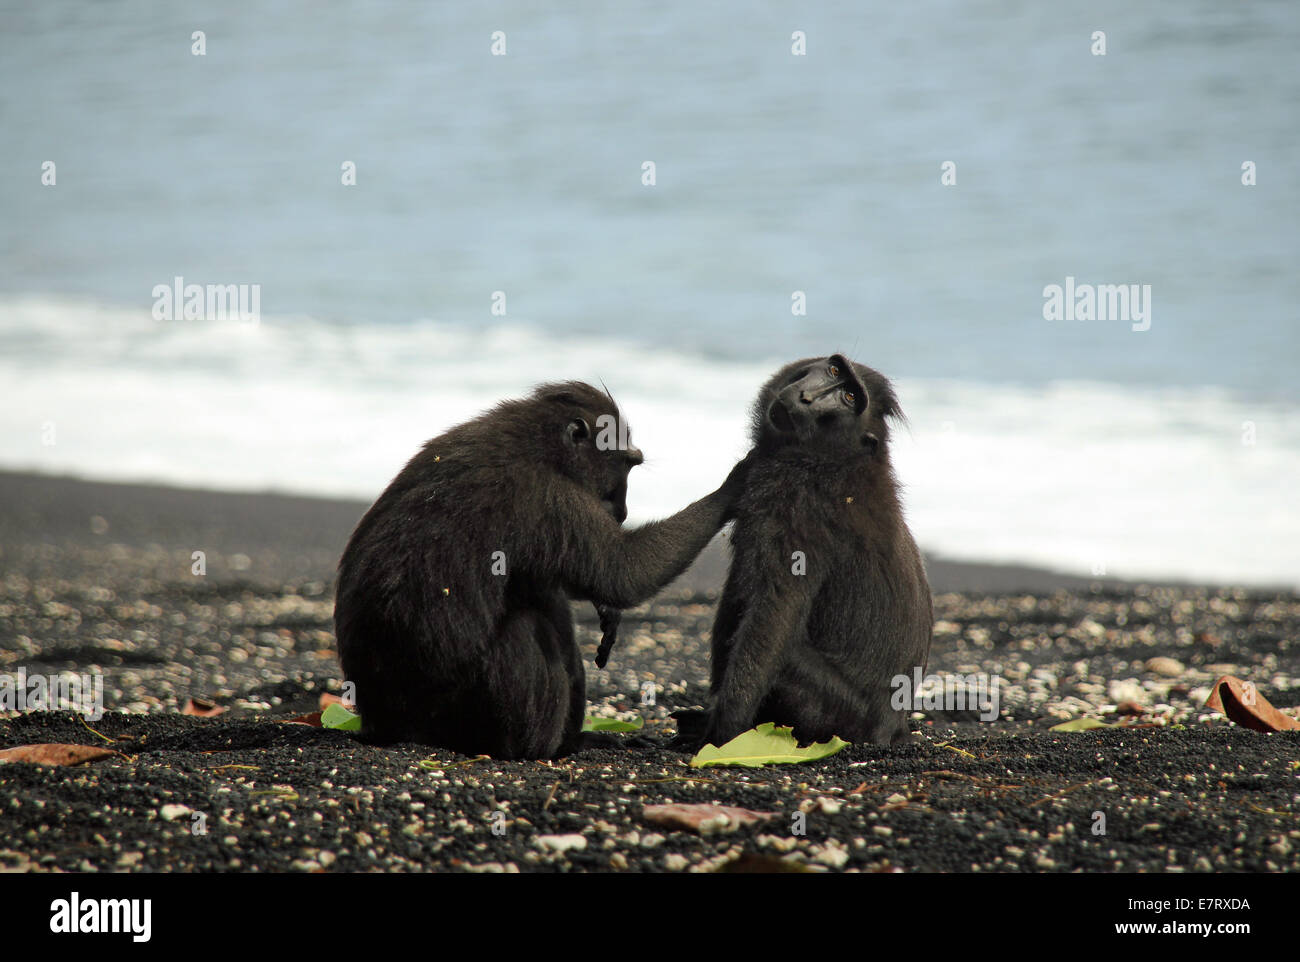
[
  {"xmin": 159, "ymin": 804, "xmax": 193, "ymax": 822},
  {"xmin": 535, "ymin": 834, "xmax": 587, "ymax": 854}
]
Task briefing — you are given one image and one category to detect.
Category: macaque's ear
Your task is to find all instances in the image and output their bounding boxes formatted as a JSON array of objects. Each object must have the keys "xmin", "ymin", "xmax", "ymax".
[
  {"xmin": 566, "ymin": 417, "xmax": 591, "ymax": 445},
  {"xmin": 861, "ymin": 432, "xmax": 880, "ymax": 455}
]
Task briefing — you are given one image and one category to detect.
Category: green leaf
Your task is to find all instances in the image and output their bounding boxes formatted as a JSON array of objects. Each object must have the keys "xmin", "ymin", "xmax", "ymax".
[
  {"xmin": 1049, "ymin": 718, "xmax": 1114, "ymax": 732},
  {"xmin": 582, "ymin": 716, "xmax": 644, "ymax": 733},
  {"xmin": 689, "ymin": 722, "xmax": 849, "ymax": 768},
  {"xmin": 321, "ymin": 703, "xmax": 362, "ymax": 731}
]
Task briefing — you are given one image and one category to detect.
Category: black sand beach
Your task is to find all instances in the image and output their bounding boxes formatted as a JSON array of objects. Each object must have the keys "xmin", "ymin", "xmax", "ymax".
[{"xmin": 1, "ymin": 470, "xmax": 1297, "ymax": 873}]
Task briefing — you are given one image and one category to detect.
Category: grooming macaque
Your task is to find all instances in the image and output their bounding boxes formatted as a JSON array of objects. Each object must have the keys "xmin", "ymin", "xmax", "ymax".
[{"xmin": 335, "ymin": 381, "xmax": 750, "ymax": 759}]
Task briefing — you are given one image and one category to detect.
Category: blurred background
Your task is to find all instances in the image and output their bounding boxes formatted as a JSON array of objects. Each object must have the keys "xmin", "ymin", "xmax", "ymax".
[{"xmin": 1, "ymin": 1, "xmax": 1296, "ymax": 587}]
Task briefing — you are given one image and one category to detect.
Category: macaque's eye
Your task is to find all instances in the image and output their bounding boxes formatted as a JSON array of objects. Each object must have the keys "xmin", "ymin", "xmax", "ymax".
[
  {"xmin": 829, "ymin": 364, "xmax": 840, "ymax": 377},
  {"xmin": 843, "ymin": 390, "xmax": 856, "ymax": 405}
]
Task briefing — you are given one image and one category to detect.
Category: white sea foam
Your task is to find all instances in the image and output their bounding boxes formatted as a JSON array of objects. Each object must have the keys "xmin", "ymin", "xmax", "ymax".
[{"xmin": 2, "ymin": 296, "xmax": 1296, "ymax": 588}]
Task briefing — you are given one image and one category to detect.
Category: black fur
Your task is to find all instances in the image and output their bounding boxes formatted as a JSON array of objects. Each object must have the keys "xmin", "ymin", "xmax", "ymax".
[
  {"xmin": 334, "ymin": 381, "xmax": 749, "ymax": 760},
  {"xmin": 683, "ymin": 354, "xmax": 932, "ymax": 749},
  {"xmin": 593, "ymin": 604, "xmax": 622, "ymax": 669}
]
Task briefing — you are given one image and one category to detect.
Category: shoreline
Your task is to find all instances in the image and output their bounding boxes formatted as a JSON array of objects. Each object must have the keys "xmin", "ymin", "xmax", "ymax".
[{"xmin": 0, "ymin": 469, "xmax": 1249, "ymax": 595}]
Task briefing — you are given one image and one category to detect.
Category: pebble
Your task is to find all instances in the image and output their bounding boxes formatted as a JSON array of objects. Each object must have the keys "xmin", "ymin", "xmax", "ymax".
[
  {"xmin": 535, "ymin": 834, "xmax": 587, "ymax": 854},
  {"xmin": 813, "ymin": 842, "xmax": 850, "ymax": 868},
  {"xmin": 3, "ymin": 849, "xmax": 40, "ymax": 871},
  {"xmin": 1146, "ymin": 657, "xmax": 1185, "ymax": 677}
]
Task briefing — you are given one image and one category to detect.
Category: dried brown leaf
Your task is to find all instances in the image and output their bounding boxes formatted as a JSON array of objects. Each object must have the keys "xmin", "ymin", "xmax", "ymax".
[
  {"xmin": 1204, "ymin": 675, "xmax": 1300, "ymax": 733},
  {"xmin": 0, "ymin": 743, "xmax": 117, "ymax": 766}
]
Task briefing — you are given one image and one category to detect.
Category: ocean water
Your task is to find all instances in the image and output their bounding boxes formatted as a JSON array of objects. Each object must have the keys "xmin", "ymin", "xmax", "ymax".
[{"xmin": 1, "ymin": 2, "xmax": 1297, "ymax": 587}]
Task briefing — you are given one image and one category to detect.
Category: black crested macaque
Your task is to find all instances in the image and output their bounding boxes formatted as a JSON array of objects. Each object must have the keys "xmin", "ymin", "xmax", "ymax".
[
  {"xmin": 334, "ymin": 381, "xmax": 751, "ymax": 760},
  {"xmin": 675, "ymin": 354, "xmax": 932, "ymax": 750}
]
